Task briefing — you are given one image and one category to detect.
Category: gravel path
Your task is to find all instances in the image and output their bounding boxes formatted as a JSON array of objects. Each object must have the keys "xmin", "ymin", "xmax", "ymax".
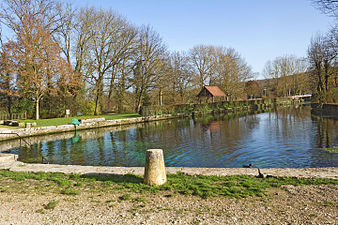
[
  {"xmin": 0, "ymin": 155, "xmax": 337, "ymax": 224},
  {"xmin": 0, "ymin": 185, "xmax": 337, "ymax": 224}
]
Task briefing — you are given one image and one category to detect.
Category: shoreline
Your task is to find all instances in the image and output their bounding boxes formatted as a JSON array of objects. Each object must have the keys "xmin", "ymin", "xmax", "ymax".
[{"xmin": 1, "ymin": 154, "xmax": 337, "ymax": 179}]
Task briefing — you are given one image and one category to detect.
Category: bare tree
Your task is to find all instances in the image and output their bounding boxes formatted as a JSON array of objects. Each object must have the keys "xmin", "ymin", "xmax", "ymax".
[
  {"xmin": 79, "ymin": 8, "xmax": 137, "ymax": 115},
  {"xmin": 167, "ymin": 51, "xmax": 193, "ymax": 104},
  {"xmin": 311, "ymin": 0, "xmax": 338, "ymax": 18},
  {"xmin": 52, "ymin": 2, "xmax": 76, "ymax": 65},
  {"xmin": 308, "ymin": 31, "xmax": 337, "ymax": 102},
  {"xmin": 263, "ymin": 59, "xmax": 280, "ymax": 96},
  {"xmin": 308, "ymin": 35, "xmax": 325, "ymax": 93},
  {"xmin": 264, "ymin": 55, "xmax": 307, "ymax": 97},
  {"xmin": 0, "ymin": 0, "xmax": 61, "ymax": 37},
  {"xmin": 72, "ymin": 7, "xmax": 94, "ymax": 79},
  {"xmin": 114, "ymin": 57, "xmax": 135, "ymax": 112},
  {"xmin": 132, "ymin": 25, "xmax": 166, "ymax": 113},
  {"xmin": 189, "ymin": 45, "xmax": 215, "ymax": 89},
  {"xmin": 213, "ymin": 47, "xmax": 252, "ymax": 99},
  {"xmin": 290, "ymin": 58, "xmax": 309, "ymax": 95},
  {"xmin": 327, "ymin": 25, "xmax": 338, "ymax": 87},
  {"xmin": 106, "ymin": 22, "xmax": 137, "ymax": 110},
  {"xmin": 323, "ymin": 26, "xmax": 337, "ymax": 90}
]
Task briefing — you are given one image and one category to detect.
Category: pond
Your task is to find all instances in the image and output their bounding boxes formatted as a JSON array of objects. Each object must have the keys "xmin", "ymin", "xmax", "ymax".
[{"xmin": 1, "ymin": 106, "xmax": 337, "ymax": 168}]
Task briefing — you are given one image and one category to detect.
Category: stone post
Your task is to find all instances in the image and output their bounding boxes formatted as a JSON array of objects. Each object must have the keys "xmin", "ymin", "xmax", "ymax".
[
  {"xmin": 65, "ymin": 109, "xmax": 70, "ymax": 118},
  {"xmin": 144, "ymin": 149, "xmax": 167, "ymax": 185}
]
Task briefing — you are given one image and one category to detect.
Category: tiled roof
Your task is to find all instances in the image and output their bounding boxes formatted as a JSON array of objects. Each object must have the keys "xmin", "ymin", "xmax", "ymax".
[{"xmin": 204, "ymin": 86, "xmax": 226, "ymax": 97}]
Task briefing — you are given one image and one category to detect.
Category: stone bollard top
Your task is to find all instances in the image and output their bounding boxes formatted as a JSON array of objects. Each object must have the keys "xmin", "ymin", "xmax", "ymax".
[
  {"xmin": 147, "ymin": 149, "xmax": 163, "ymax": 152},
  {"xmin": 144, "ymin": 149, "xmax": 167, "ymax": 185},
  {"xmin": 146, "ymin": 149, "xmax": 164, "ymax": 155}
]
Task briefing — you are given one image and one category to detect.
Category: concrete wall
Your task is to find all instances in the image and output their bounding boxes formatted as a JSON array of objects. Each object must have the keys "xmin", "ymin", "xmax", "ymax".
[{"xmin": 0, "ymin": 115, "xmax": 177, "ymax": 142}]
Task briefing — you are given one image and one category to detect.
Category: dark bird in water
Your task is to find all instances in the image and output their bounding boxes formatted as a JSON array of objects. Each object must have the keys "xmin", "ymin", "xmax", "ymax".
[
  {"xmin": 242, "ymin": 163, "xmax": 252, "ymax": 168},
  {"xmin": 257, "ymin": 168, "xmax": 265, "ymax": 178}
]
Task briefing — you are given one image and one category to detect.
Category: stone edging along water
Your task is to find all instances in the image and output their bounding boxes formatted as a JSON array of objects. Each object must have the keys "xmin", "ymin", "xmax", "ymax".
[
  {"xmin": 0, "ymin": 114, "xmax": 179, "ymax": 142},
  {"xmin": 0, "ymin": 154, "xmax": 337, "ymax": 180}
]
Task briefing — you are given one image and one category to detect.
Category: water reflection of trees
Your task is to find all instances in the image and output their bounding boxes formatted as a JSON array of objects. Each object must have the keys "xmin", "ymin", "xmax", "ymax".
[
  {"xmin": 313, "ymin": 117, "xmax": 337, "ymax": 148},
  {"xmin": 69, "ymin": 135, "xmax": 85, "ymax": 165},
  {"xmin": 308, "ymin": 116, "xmax": 338, "ymax": 167},
  {"xmin": 109, "ymin": 130, "xmax": 131, "ymax": 166},
  {"xmin": 267, "ymin": 106, "xmax": 337, "ymax": 149},
  {"xmin": 267, "ymin": 106, "xmax": 311, "ymax": 140}
]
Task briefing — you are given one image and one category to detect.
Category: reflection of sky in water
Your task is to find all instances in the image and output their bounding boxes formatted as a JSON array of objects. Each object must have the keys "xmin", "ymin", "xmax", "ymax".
[{"xmin": 6, "ymin": 106, "xmax": 338, "ymax": 168}]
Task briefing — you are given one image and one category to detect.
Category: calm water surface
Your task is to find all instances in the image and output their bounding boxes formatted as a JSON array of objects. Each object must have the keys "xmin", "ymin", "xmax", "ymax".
[{"xmin": 3, "ymin": 106, "xmax": 338, "ymax": 168}]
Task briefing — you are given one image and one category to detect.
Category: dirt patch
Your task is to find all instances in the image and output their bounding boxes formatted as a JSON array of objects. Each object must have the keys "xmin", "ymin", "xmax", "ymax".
[{"xmin": 0, "ymin": 185, "xmax": 336, "ymax": 224}]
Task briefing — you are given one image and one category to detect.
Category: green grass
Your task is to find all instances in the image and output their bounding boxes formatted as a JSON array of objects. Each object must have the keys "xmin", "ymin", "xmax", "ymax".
[
  {"xmin": 10, "ymin": 113, "xmax": 141, "ymax": 127},
  {"xmin": 44, "ymin": 200, "xmax": 60, "ymax": 210},
  {"xmin": 0, "ymin": 125, "xmax": 21, "ymax": 129},
  {"xmin": 315, "ymin": 201, "xmax": 337, "ymax": 206},
  {"xmin": 119, "ymin": 194, "xmax": 132, "ymax": 201},
  {"xmin": 61, "ymin": 187, "xmax": 80, "ymax": 195},
  {"xmin": 0, "ymin": 170, "xmax": 336, "ymax": 199},
  {"xmin": 322, "ymin": 146, "xmax": 338, "ymax": 153}
]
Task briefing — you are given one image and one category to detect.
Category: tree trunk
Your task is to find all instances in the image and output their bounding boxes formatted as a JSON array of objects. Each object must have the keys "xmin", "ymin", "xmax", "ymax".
[
  {"xmin": 7, "ymin": 96, "xmax": 12, "ymax": 120},
  {"xmin": 94, "ymin": 75, "xmax": 104, "ymax": 115},
  {"xmin": 316, "ymin": 63, "xmax": 323, "ymax": 93},
  {"xmin": 136, "ymin": 96, "xmax": 142, "ymax": 113},
  {"xmin": 117, "ymin": 81, "xmax": 125, "ymax": 113},
  {"xmin": 135, "ymin": 89, "xmax": 143, "ymax": 113},
  {"xmin": 108, "ymin": 65, "xmax": 117, "ymax": 100},
  {"xmin": 159, "ymin": 89, "xmax": 163, "ymax": 106},
  {"xmin": 324, "ymin": 60, "xmax": 329, "ymax": 91},
  {"xmin": 94, "ymin": 94, "xmax": 100, "ymax": 115},
  {"xmin": 35, "ymin": 98, "xmax": 40, "ymax": 120}
]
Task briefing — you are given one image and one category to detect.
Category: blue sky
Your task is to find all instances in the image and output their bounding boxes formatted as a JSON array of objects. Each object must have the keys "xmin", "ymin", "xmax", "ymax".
[{"xmin": 68, "ymin": 1, "xmax": 334, "ymax": 78}]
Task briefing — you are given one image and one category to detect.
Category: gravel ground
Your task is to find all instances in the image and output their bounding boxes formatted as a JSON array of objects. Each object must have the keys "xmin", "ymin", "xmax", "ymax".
[
  {"xmin": 0, "ymin": 184, "xmax": 337, "ymax": 224},
  {"xmin": 0, "ymin": 157, "xmax": 337, "ymax": 224}
]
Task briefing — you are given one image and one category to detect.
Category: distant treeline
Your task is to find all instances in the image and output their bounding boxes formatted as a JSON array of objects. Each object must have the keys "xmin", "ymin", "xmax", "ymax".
[{"xmin": 0, "ymin": 0, "xmax": 336, "ymax": 120}]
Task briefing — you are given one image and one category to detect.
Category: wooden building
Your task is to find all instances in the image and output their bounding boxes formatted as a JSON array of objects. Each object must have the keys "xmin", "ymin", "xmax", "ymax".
[{"xmin": 197, "ymin": 86, "xmax": 226, "ymax": 103}]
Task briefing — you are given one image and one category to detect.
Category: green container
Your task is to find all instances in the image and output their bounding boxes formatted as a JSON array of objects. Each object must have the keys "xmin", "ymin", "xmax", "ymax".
[{"xmin": 72, "ymin": 118, "xmax": 81, "ymax": 126}]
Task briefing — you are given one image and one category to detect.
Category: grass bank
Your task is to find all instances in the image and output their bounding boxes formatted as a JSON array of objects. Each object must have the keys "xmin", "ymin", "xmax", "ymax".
[
  {"xmin": 12, "ymin": 113, "xmax": 141, "ymax": 127},
  {"xmin": 0, "ymin": 170, "xmax": 336, "ymax": 199}
]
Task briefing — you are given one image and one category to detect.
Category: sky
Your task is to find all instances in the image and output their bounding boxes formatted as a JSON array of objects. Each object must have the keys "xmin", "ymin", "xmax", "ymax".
[{"xmin": 29, "ymin": 1, "xmax": 338, "ymax": 78}]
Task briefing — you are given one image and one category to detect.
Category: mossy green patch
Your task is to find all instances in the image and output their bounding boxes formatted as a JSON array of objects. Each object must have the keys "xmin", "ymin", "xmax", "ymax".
[
  {"xmin": 61, "ymin": 187, "xmax": 79, "ymax": 195},
  {"xmin": 322, "ymin": 146, "xmax": 338, "ymax": 153},
  {"xmin": 119, "ymin": 194, "xmax": 131, "ymax": 201},
  {"xmin": 0, "ymin": 170, "xmax": 336, "ymax": 199},
  {"xmin": 44, "ymin": 200, "xmax": 60, "ymax": 210}
]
